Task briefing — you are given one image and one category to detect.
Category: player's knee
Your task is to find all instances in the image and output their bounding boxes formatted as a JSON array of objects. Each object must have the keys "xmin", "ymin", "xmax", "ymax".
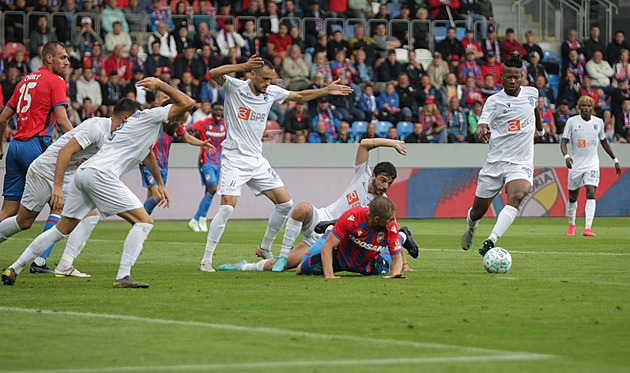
[
  {"xmin": 206, "ymin": 185, "xmax": 217, "ymax": 195},
  {"xmin": 291, "ymin": 203, "xmax": 311, "ymax": 220},
  {"xmin": 586, "ymin": 189, "xmax": 596, "ymax": 199},
  {"xmin": 16, "ymin": 215, "xmax": 35, "ymax": 230},
  {"xmin": 295, "ymin": 262, "xmax": 303, "ymax": 275},
  {"xmin": 276, "ymin": 199, "xmax": 293, "ymax": 213},
  {"xmin": 507, "ymin": 191, "xmax": 528, "ymax": 205}
]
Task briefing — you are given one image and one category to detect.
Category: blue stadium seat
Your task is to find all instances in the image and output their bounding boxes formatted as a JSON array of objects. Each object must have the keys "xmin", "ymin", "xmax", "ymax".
[
  {"xmin": 375, "ymin": 121, "xmax": 394, "ymax": 138},
  {"xmin": 351, "ymin": 121, "xmax": 368, "ymax": 138},
  {"xmin": 547, "ymin": 74, "xmax": 560, "ymax": 99},
  {"xmin": 305, "ymin": 47, "xmax": 314, "ymax": 58},
  {"xmin": 387, "ymin": 3, "xmax": 402, "ymax": 18},
  {"xmin": 433, "ymin": 26, "xmax": 447, "ymax": 42},
  {"xmin": 396, "ymin": 121, "xmax": 414, "ymax": 140},
  {"xmin": 330, "ymin": 23, "xmax": 343, "ymax": 35},
  {"xmin": 543, "ymin": 50, "xmax": 558, "ymax": 62},
  {"xmin": 455, "ymin": 27, "xmax": 466, "ymax": 40}
]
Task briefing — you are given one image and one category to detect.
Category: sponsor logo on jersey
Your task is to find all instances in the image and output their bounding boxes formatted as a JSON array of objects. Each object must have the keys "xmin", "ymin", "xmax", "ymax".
[
  {"xmin": 348, "ymin": 234, "xmax": 384, "ymax": 252},
  {"xmin": 237, "ymin": 106, "xmax": 266, "ymax": 122},
  {"xmin": 577, "ymin": 139, "xmax": 586, "ymax": 148},
  {"xmin": 507, "ymin": 119, "xmax": 521, "ymax": 132},
  {"xmin": 346, "ymin": 190, "xmax": 359, "ymax": 206}
]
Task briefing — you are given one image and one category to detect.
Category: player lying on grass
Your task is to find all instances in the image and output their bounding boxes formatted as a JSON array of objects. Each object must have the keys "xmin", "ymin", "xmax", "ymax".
[
  {"xmin": 561, "ymin": 96, "xmax": 621, "ymax": 237},
  {"xmin": 296, "ymin": 196, "xmax": 406, "ymax": 279},
  {"xmin": 215, "ymin": 138, "xmax": 419, "ymax": 272},
  {"xmin": 2, "ymin": 78, "xmax": 197, "ymax": 288},
  {"xmin": 0, "ymin": 100, "xmax": 142, "ymax": 277}
]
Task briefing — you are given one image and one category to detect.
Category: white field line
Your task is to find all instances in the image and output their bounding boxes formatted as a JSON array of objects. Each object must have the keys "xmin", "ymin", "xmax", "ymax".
[
  {"xmin": 0, "ymin": 307, "xmax": 553, "ymax": 360},
  {"xmin": 14, "ymin": 354, "xmax": 555, "ymax": 373}
]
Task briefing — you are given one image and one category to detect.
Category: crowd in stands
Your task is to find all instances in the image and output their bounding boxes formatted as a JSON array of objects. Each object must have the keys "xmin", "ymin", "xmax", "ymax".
[{"xmin": 0, "ymin": 0, "xmax": 628, "ymax": 144}]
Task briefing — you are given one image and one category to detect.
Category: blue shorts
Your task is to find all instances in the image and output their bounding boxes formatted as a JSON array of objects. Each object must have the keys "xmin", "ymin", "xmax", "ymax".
[
  {"xmin": 3, "ymin": 137, "xmax": 51, "ymax": 200},
  {"xmin": 198, "ymin": 163, "xmax": 220, "ymax": 187},
  {"xmin": 140, "ymin": 166, "xmax": 168, "ymax": 188}
]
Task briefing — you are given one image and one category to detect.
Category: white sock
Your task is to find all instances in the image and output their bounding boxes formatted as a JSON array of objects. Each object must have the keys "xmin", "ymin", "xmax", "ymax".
[
  {"xmin": 0, "ymin": 216, "xmax": 22, "ymax": 243},
  {"xmin": 33, "ymin": 256, "xmax": 46, "ymax": 266},
  {"xmin": 467, "ymin": 208, "xmax": 480, "ymax": 228},
  {"xmin": 260, "ymin": 200, "xmax": 293, "ymax": 251},
  {"xmin": 489, "ymin": 205, "xmax": 518, "ymax": 243},
  {"xmin": 116, "ymin": 222, "xmax": 153, "ymax": 279},
  {"xmin": 398, "ymin": 231, "xmax": 407, "ymax": 245},
  {"xmin": 585, "ymin": 199, "xmax": 596, "ymax": 229},
  {"xmin": 279, "ymin": 217, "xmax": 302, "ymax": 258},
  {"xmin": 240, "ymin": 259, "xmax": 270, "ymax": 271},
  {"xmin": 11, "ymin": 226, "xmax": 67, "ymax": 275},
  {"xmin": 58, "ymin": 215, "xmax": 99, "ymax": 270},
  {"xmin": 202, "ymin": 205, "xmax": 234, "ymax": 265},
  {"xmin": 567, "ymin": 201, "xmax": 577, "ymax": 226}
]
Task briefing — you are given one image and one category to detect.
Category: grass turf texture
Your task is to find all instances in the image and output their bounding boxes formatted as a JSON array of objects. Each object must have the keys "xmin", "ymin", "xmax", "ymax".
[{"xmin": 0, "ymin": 217, "xmax": 628, "ymax": 372}]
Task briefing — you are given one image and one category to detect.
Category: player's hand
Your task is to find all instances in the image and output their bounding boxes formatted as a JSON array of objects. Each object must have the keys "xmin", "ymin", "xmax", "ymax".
[
  {"xmin": 50, "ymin": 185, "xmax": 64, "ymax": 210},
  {"xmin": 393, "ymin": 140, "xmax": 407, "ymax": 155},
  {"xmin": 325, "ymin": 274, "xmax": 341, "ymax": 279},
  {"xmin": 615, "ymin": 161, "xmax": 621, "ymax": 176},
  {"xmin": 383, "ymin": 273, "xmax": 407, "ymax": 279},
  {"xmin": 202, "ymin": 141, "xmax": 216, "ymax": 154},
  {"xmin": 565, "ymin": 157, "xmax": 573, "ymax": 169},
  {"xmin": 155, "ymin": 185, "xmax": 171, "ymax": 208},
  {"xmin": 475, "ymin": 126, "xmax": 491, "ymax": 143},
  {"xmin": 244, "ymin": 55, "xmax": 264, "ymax": 70},
  {"xmin": 136, "ymin": 77, "xmax": 164, "ymax": 92},
  {"xmin": 327, "ymin": 79, "xmax": 354, "ymax": 96}
]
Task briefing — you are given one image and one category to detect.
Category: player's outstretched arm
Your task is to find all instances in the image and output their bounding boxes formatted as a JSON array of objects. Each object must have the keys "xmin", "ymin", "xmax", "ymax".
[
  {"xmin": 600, "ymin": 138, "xmax": 622, "ymax": 176},
  {"xmin": 286, "ymin": 78, "xmax": 354, "ymax": 102},
  {"xmin": 142, "ymin": 152, "xmax": 171, "ymax": 208},
  {"xmin": 180, "ymin": 132, "xmax": 216, "ymax": 154},
  {"xmin": 321, "ymin": 233, "xmax": 342, "ymax": 279},
  {"xmin": 208, "ymin": 55, "xmax": 264, "ymax": 86},
  {"xmin": 560, "ymin": 138, "xmax": 573, "ymax": 169},
  {"xmin": 136, "ymin": 77, "xmax": 195, "ymax": 120},
  {"xmin": 356, "ymin": 138, "xmax": 406, "ymax": 165},
  {"xmin": 0, "ymin": 105, "xmax": 16, "ymax": 159},
  {"xmin": 51, "ymin": 138, "xmax": 84, "ymax": 210}
]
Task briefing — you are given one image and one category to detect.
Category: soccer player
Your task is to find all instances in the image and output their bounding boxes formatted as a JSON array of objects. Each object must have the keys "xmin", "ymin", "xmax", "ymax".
[
  {"xmin": 296, "ymin": 196, "xmax": 406, "ymax": 279},
  {"xmin": 0, "ymin": 41, "xmax": 74, "ymax": 273},
  {"xmin": 0, "ymin": 100, "xmax": 142, "ymax": 276},
  {"xmin": 561, "ymin": 96, "xmax": 621, "ymax": 236},
  {"xmin": 141, "ymin": 90, "xmax": 215, "ymax": 216},
  {"xmin": 1, "ymin": 77, "xmax": 195, "ymax": 287},
  {"xmin": 187, "ymin": 102, "xmax": 225, "ymax": 232},
  {"xmin": 198, "ymin": 55, "xmax": 353, "ymax": 272},
  {"xmin": 460, "ymin": 55, "xmax": 544, "ymax": 256}
]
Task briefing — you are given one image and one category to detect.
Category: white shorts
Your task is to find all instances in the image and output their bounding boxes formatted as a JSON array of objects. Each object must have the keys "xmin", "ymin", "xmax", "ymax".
[
  {"xmin": 62, "ymin": 167, "xmax": 143, "ymax": 219},
  {"xmin": 21, "ymin": 168, "xmax": 71, "ymax": 212},
  {"xmin": 218, "ymin": 153, "xmax": 284, "ymax": 197},
  {"xmin": 568, "ymin": 168, "xmax": 600, "ymax": 190},
  {"xmin": 475, "ymin": 161, "xmax": 534, "ymax": 199},
  {"xmin": 300, "ymin": 206, "xmax": 334, "ymax": 246}
]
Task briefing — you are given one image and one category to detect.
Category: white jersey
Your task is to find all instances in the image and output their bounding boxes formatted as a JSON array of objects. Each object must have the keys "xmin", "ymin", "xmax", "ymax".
[
  {"xmin": 478, "ymin": 86, "xmax": 539, "ymax": 165},
  {"xmin": 561, "ymin": 115, "xmax": 605, "ymax": 171},
  {"xmin": 80, "ymin": 105, "xmax": 170, "ymax": 177},
  {"xmin": 323, "ymin": 161, "xmax": 378, "ymax": 219},
  {"xmin": 30, "ymin": 117, "xmax": 111, "ymax": 181},
  {"xmin": 220, "ymin": 75, "xmax": 290, "ymax": 157}
]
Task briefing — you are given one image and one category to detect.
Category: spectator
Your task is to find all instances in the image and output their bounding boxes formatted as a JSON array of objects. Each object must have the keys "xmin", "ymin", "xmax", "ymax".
[
  {"xmin": 460, "ymin": 0, "xmax": 488, "ymax": 40},
  {"xmin": 313, "ymin": 33, "xmax": 328, "ymax": 57},
  {"xmin": 480, "ymin": 73, "xmax": 501, "ymax": 98},
  {"xmin": 199, "ymin": 43, "xmax": 220, "ymax": 79},
  {"xmin": 29, "ymin": 16, "xmax": 57, "ymax": 57},
  {"xmin": 126, "ymin": 43, "xmax": 144, "ymax": 73},
  {"xmin": 4, "ymin": 0, "xmax": 26, "ymax": 43},
  {"xmin": 82, "ymin": 42, "xmax": 106, "ymax": 80},
  {"xmin": 241, "ymin": 20, "xmax": 261, "ymax": 60},
  {"xmin": 326, "ymin": 31, "xmax": 351, "ymax": 60},
  {"xmin": 73, "ymin": 17, "xmax": 103, "ymax": 57},
  {"xmin": 584, "ymin": 26, "xmax": 607, "ymax": 62},
  {"xmin": 463, "ymin": 75, "xmax": 484, "ymax": 108},
  {"xmin": 467, "ymin": 99, "xmax": 483, "ymax": 142},
  {"xmin": 190, "ymin": 100, "xmax": 212, "ymax": 123},
  {"xmin": 430, "ymin": 0, "xmax": 460, "ymax": 21},
  {"xmin": 76, "ymin": 68, "xmax": 103, "ymax": 107},
  {"xmin": 295, "ymin": 133, "xmax": 307, "ymax": 143},
  {"xmin": 403, "ymin": 50, "xmax": 426, "ymax": 85},
  {"xmin": 611, "ymin": 78, "xmax": 630, "ymax": 118},
  {"xmin": 195, "ymin": 22, "xmax": 219, "ymax": 54},
  {"xmin": 522, "ymin": 30, "xmax": 543, "ymax": 63},
  {"xmin": 461, "ymin": 50, "xmax": 482, "ymax": 84},
  {"xmin": 313, "ymin": 97, "xmax": 340, "ymax": 135},
  {"xmin": 377, "ymin": 50, "xmax": 403, "ymax": 84},
  {"xmin": 359, "ymin": 121, "xmax": 379, "ymax": 141},
  {"xmin": 559, "ymin": 72, "xmax": 581, "ymax": 108},
  {"xmin": 159, "ymin": 66, "xmax": 173, "ymax": 85},
  {"xmin": 527, "ymin": 51, "xmax": 547, "ymax": 85},
  {"xmin": 501, "ymin": 28, "xmax": 527, "ymax": 62},
  {"xmin": 333, "ymin": 121, "xmax": 355, "ymax": 143},
  {"xmin": 259, "ymin": 1, "xmax": 281, "ymax": 39},
  {"xmin": 105, "ymin": 21, "xmax": 132, "ymax": 56},
  {"xmin": 303, "ymin": 2, "xmax": 325, "ymax": 47},
  {"xmin": 396, "ymin": 73, "xmax": 423, "ymax": 121},
  {"xmin": 194, "ymin": 0, "xmax": 213, "ymax": 28},
  {"xmin": 427, "ymin": 51, "xmax": 450, "ymax": 89},
  {"xmin": 172, "ymin": 1, "xmax": 189, "ymax": 31},
  {"xmin": 11, "ymin": 50, "xmax": 30, "ymax": 77},
  {"xmin": 586, "ymin": 50, "xmax": 614, "ymax": 92},
  {"xmin": 391, "ymin": 5, "xmax": 412, "ymax": 46},
  {"xmin": 144, "ymin": 40, "xmax": 173, "ymax": 76},
  {"xmin": 442, "ymin": 96, "xmax": 467, "ymax": 143},
  {"xmin": 562, "ymin": 49, "xmax": 585, "ymax": 83},
  {"xmin": 607, "ymin": 30, "xmax": 630, "ymax": 64},
  {"xmin": 353, "ymin": 49, "xmax": 377, "ymax": 90},
  {"xmin": 174, "ymin": 46, "xmax": 205, "ymax": 81},
  {"xmin": 438, "ymin": 73, "xmax": 465, "ymax": 108},
  {"xmin": 370, "ymin": 4, "xmax": 390, "ymax": 34},
  {"xmin": 482, "ymin": 25, "xmax": 501, "ymax": 62},
  {"xmin": 281, "ymin": 0, "xmax": 301, "ymax": 29},
  {"xmin": 307, "ymin": 72, "xmax": 326, "ymax": 111},
  {"xmin": 404, "ymin": 122, "xmax": 423, "ymax": 143},
  {"xmin": 105, "ymin": 44, "xmax": 132, "ymax": 83},
  {"xmin": 1, "ymin": 66, "xmax": 20, "ymax": 105},
  {"xmin": 102, "ymin": 0, "xmax": 129, "ymax": 34},
  {"xmin": 420, "ymin": 74, "xmax": 437, "ymax": 103},
  {"xmin": 412, "ymin": 8, "xmax": 431, "ymax": 50},
  {"xmin": 310, "ymin": 52, "xmax": 333, "ymax": 85},
  {"xmin": 347, "ymin": 0, "xmax": 372, "ymax": 20},
  {"xmin": 462, "ymin": 27, "xmax": 484, "ymax": 59},
  {"xmin": 534, "ymin": 75, "xmax": 556, "ymax": 108},
  {"xmin": 377, "ymin": 82, "xmax": 401, "ymax": 123},
  {"xmin": 101, "ymin": 71, "xmax": 125, "ymax": 115},
  {"xmin": 28, "ymin": 45, "xmax": 44, "ymax": 72},
  {"xmin": 214, "ymin": 2, "xmax": 235, "ymax": 31},
  {"xmin": 448, "ymin": 54, "xmax": 463, "ymax": 82},
  {"xmin": 174, "ymin": 26, "xmax": 193, "ymax": 55},
  {"xmin": 561, "ymin": 29, "xmax": 586, "ymax": 63},
  {"xmin": 537, "ymin": 96, "xmax": 557, "ymax": 143},
  {"xmin": 613, "ymin": 49, "xmax": 630, "ymax": 88},
  {"xmin": 553, "ymin": 99, "xmax": 575, "ymax": 135},
  {"xmin": 437, "ymin": 27, "xmax": 465, "ymax": 61},
  {"xmin": 372, "ymin": 23, "xmax": 401, "ymax": 60},
  {"xmin": 124, "ymin": 0, "xmax": 145, "ymax": 32},
  {"xmin": 80, "ymin": 0, "xmax": 97, "ymax": 16},
  {"xmin": 358, "ymin": 85, "xmax": 379, "ymax": 122},
  {"xmin": 266, "ymin": 23, "xmax": 292, "ymax": 70},
  {"xmin": 54, "ymin": 0, "xmax": 77, "ymax": 43},
  {"xmin": 281, "ymin": 45, "xmax": 311, "ymax": 91},
  {"xmin": 331, "ymin": 51, "xmax": 358, "ymax": 88},
  {"xmin": 348, "ymin": 24, "xmax": 378, "ymax": 62},
  {"xmin": 200, "ymin": 78, "xmax": 225, "ymax": 103},
  {"xmin": 284, "ymin": 102, "xmax": 312, "ymax": 143},
  {"xmin": 147, "ymin": 22, "xmax": 177, "ymax": 60},
  {"xmin": 147, "ymin": 0, "xmax": 173, "ymax": 31},
  {"xmin": 308, "ymin": 120, "xmax": 334, "ymax": 143},
  {"xmin": 125, "ymin": 68, "xmax": 148, "ymax": 105},
  {"xmin": 239, "ymin": 0, "xmax": 262, "ymax": 20},
  {"xmin": 480, "ymin": 51, "xmax": 503, "ymax": 86},
  {"xmin": 417, "ymin": 98, "xmax": 446, "ymax": 143},
  {"xmin": 177, "ymin": 71, "xmax": 201, "ymax": 103},
  {"xmin": 614, "ymin": 98, "xmax": 630, "ymax": 142}
]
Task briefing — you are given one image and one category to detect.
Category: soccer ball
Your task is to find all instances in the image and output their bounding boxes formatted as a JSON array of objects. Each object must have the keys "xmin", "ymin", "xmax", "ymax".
[{"xmin": 483, "ymin": 247, "xmax": 512, "ymax": 273}]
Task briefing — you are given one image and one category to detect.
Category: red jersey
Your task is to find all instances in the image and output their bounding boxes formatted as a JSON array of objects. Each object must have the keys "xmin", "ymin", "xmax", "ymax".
[
  {"xmin": 151, "ymin": 126, "xmax": 187, "ymax": 171},
  {"xmin": 104, "ymin": 55, "xmax": 132, "ymax": 81},
  {"xmin": 190, "ymin": 117, "xmax": 226, "ymax": 167},
  {"xmin": 7, "ymin": 67, "xmax": 68, "ymax": 140},
  {"xmin": 331, "ymin": 206, "xmax": 401, "ymax": 273},
  {"xmin": 267, "ymin": 33, "xmax": 292, "ymax": 54}
]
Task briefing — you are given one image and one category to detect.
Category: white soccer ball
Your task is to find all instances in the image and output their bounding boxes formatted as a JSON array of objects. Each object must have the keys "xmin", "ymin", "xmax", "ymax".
[{"xmin": 483, "ymin": 247, "xmax": 512, "ymax": 273}]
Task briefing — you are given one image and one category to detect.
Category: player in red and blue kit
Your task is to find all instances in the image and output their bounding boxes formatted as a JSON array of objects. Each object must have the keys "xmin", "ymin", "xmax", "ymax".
[
  {"xmin": 297, "ymin": 197, "xmax": 406, "ymax": 279},
  {"xmin": 187, "ymin": 102, "xmax": 225, "ymax": 232},
  {"xmin": 0, "ymin": 41, "xmax": 74, "ymax": 273}
]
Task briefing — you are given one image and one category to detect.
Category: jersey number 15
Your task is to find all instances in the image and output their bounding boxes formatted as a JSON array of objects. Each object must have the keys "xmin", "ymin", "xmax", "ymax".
[{"xmin": 16, "ymin": 82, "xmax": 38, "ymax": 113}]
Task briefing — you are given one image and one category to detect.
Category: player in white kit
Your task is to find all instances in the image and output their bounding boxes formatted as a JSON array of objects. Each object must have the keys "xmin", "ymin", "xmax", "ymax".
[
  {"xmin": 561, "ymin": 96, "xmax": 621, "ymax": 237},
  {"xmin": 0, "ymin": 100, "xmax": 142, "ymax": 277},
  {"xmin": 460, "ymin": 55, "xmax": 544, "ymax": 256},
  {"xmin": 2, "ymin": 79, "xmax": 196, "ymax": 287},
  {"xmin": 198, "ymin": 56, "xmax": 353, "ymax": 272}
]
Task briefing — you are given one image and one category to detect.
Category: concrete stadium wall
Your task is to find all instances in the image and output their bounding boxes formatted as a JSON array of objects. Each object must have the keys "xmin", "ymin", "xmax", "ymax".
[{"xmin": 2, "ymin": 143, "xmax": 629, "ymax": 220}]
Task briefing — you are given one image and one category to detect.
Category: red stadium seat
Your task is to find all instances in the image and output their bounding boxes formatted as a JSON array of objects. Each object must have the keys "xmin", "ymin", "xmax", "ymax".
[
  {"xmin": 5, "ymin": 42, "xmax": 26, "ymax": 61},
  {"xmin": 264, "ymin": 120, "xmax": 283, "ymax": 143}
]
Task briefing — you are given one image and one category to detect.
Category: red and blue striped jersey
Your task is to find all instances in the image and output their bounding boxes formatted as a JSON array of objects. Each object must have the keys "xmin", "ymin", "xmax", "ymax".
[
  {"xmin": 331, "ymin": 206, "xmax": 401, "ymax": 273},
  {"xmin": 190, "ymin": 117, "xmax": 225, "ymax": 167},
  {"xmin": 7, "ymin": 67, "xmax": 68, "ymax": 140},
  {"xmin": 151, "ymin": 126, "xmax": 187, "ymax": 171}
]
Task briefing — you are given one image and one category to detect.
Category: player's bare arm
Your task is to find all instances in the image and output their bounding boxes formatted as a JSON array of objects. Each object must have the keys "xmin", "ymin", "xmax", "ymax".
[
  {"xmin": 136, "ymin": 78, "xmax": 195, "ymax": 119},
  {"xmin": 356, "ymin": 138, "xmax": 407, "ymax": 165},
  {"xmin": 534, "ymin": 106, "xmax": 543, "ymax": 141},
  {"xmin": 560, "ymin": 138, "xmax": 573, "ymax": 169},
  {"xmin": 143, "ymin": 152, "xmax": 171, "ymax": 208},
  {"xmin": 286, "ymin": 79, "xmax": 354, "ymax": 102},
  {"xmin": 383, "ymin": 254, "xmax": 406, "ymax": 279},
  {"xmin": 321, "ymin": 233, "xmax": 342, "ymax": 279},
  {"xmin": 180, "ymin": 132, "xmax": 216, "ymax": 154},
  {"xmin": 208, "ymin": 55, "xmax": 265, "ymax": 86},
  {"xmin": 51, "ymin": 138, "xmax": 84, "ymax": 210},
  {"xmin": 475, "ymin": 123, "xmax": 491, "ymax": 143},
  {"xmin": 600, "ymin": 138, "xmax": 622, "ymax": 176},
  {"xmin": 0, "ymin": 106, "xmax": 16, "ymax": 159},
  {"xmin": 54, "ymin": 105, "xmax": 74, "ymax": 134}
]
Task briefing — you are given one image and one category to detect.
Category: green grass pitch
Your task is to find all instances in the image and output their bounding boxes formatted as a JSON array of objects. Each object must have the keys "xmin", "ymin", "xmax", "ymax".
[{"xmin": 1, "ymin": 217, "xmax": 629, "ymax": 372}]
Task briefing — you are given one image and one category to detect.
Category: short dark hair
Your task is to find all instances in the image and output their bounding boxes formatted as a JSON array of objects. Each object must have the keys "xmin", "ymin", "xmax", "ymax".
[
  {"xmin": 616, "ymin": 30, "xmax": 625, "ymax": 36},
  {"xmin": 42, "ymin": 41, "xmax": 65, "ymax": 59},
  {"xmin": 504, "ymin": 55, "xmax": 523, "ymax": 69},
  {"xmin": 254, "ymin": 58, "xmax": 275, "ymax": 72},
  {"xmin": 113, "ymin": 98, "xmax": 142, "ymax": 116},
  {"xmin": 447, "ymin": 26, "xmax": 455, "ymax": 31},
  {"xmin": 212, "ymin": 101, "xmax": 224, "ymax": 108},
  {"xmin": 373, "ymin": 161, "xmax": 397, "ymax": 180}
]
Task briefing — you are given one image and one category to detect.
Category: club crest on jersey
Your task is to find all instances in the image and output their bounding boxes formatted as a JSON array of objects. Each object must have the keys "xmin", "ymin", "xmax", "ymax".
[
  {"xmin": 593, "ymin": 123, "xmax": 598, "ymax": 131},
  {"xmin": 263, "ymin": 93, "xmax": 269, "ymax": 101},
  {"xmin": 529, "ymin": 97, "xmax": 535, "ymax": 106},
  {"xmin": 376, "ymin": 232, "xmax": 385, "ymax": 242}
]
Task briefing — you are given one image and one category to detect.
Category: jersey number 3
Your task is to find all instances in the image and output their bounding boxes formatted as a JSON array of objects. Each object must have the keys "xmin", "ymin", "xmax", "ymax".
[{"xmin": 16, "ymin": 82, "xmax": 38, "ymax": 113}]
